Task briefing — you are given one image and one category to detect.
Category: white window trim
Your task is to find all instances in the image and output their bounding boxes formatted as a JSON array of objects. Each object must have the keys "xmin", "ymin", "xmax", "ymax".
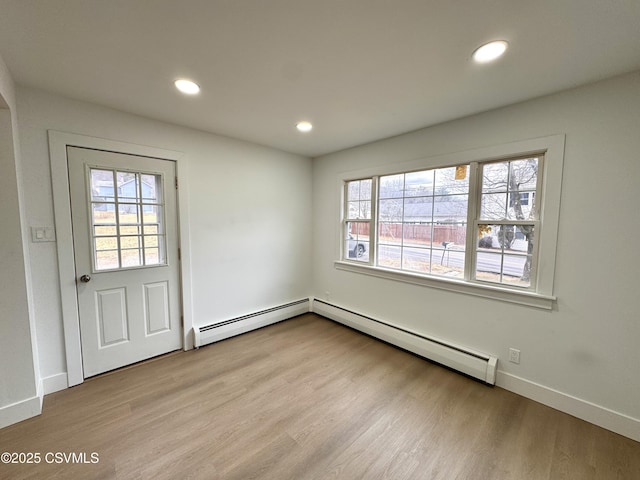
[{"xmin": 335, "ymin": 134, "xmax": 565, "ymax": 310}]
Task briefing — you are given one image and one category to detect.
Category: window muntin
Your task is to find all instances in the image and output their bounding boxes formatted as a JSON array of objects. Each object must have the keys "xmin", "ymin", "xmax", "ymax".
[
  {"xmin": 377, "ymin": 166, "xmax": 469, "ymax": 279},
  {"xmin": 342, "ymin": 155, "xmax": 543, "ymax": 291},
  {"xmin": 344, "ymin": 179, "xmax": 372, "ymax": 263},
  {"xmin": 89, "ymin": 168, "xmax": 167, "ymax": 271},
  {"xmin": 475, "ymin": 157, "xmax": 540, "ymax": 288}
]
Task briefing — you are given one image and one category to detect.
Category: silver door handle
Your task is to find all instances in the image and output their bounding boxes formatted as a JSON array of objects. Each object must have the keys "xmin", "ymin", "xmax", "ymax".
[{"xmin": 80, "ymin": 274, "xmax": 91, "ymax": 283}]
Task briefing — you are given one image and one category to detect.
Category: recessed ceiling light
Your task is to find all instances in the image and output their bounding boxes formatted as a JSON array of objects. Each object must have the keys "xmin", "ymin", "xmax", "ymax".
[
  {"xmin": 296, "ymin": 121, "xmax": 313, "ymax": 133},
  {"xmin": 472, "ymin": 40, "xmax": 508, "ymax": 63},
  {"xmin": 174, "ymin": 79, "xmax": 200, "ymax": 95}
]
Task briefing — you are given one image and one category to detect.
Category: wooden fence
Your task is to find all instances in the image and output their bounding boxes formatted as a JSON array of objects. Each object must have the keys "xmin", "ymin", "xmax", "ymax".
[{"xmin": 350, "ymin": 223, "xmax": 467, "ymax": 246}]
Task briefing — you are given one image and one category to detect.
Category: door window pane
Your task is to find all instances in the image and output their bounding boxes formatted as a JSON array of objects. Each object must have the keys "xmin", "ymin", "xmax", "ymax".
[
  {"xmin": 95, "ymin": 250, "xmax": 119, "ymax": 271},
  {"xmin": 116, "ymin": 171, "xmax": 139, "ymax": 201},
  {"xmin": 90, "ymin": 169, "xmax": 115, "ymax": 201},
  {"xmin": 89, "ymin": 168, "xmax": 167, "ymax": 271},
  {"xmin": 141, "ymin": 174, "xmax": 162, "ymax": 203},
  {"xmin": 121, "ymin": 248, "xmax": 142, "ymax": 268}
]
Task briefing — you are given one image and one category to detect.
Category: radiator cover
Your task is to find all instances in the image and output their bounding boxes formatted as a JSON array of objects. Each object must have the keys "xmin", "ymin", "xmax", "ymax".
[
  {"xmin": 193, "ymin": 299, "xmax": 310, "ymax": 348},
  {"xmin": 312, "ymin": 299, "xmax": 497, "ymax": 385}
]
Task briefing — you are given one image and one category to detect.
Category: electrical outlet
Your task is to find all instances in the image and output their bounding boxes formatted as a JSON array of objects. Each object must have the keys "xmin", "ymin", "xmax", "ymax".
[{"xmin": 508, "ymin": 348, "xmax": 521, "ymax": 364}]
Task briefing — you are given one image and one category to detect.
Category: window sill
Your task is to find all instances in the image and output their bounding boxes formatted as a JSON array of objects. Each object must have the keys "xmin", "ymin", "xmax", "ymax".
[{"xmin": 334, "ymin": 260, "xmax": 555, "ymax": 310}]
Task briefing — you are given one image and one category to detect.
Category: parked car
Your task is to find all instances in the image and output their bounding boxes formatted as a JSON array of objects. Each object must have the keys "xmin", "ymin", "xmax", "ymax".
[{"xmin": 348, "ymin": 235, "xmax": 366, "ymax": 258}]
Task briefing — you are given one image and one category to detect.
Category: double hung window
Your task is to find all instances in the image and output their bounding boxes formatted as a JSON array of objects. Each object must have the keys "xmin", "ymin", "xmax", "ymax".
[{"xmin": 338, "ymin": 136, "xmax": 564, "ymax": 307}]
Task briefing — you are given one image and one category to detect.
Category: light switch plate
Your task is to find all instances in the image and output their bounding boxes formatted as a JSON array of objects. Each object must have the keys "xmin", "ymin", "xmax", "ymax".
[{"xmin": 31, "ymin": 226, "xmax": 56, "ymax": 243}]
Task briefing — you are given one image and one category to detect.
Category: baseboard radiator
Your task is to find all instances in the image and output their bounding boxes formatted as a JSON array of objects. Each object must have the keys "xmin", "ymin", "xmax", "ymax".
[
  {"xmin": 193, "ymin": 298, "xmax": 310, "ymax": 349},
  {"xmin": 312, "ymin": 299, "xmax": 498, "ymax": 385}
]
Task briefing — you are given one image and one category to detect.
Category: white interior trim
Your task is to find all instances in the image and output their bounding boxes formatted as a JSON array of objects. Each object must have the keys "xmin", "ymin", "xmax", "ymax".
[
  {"xmin": 41, "ymin": 372, "xmax": 69, "ymax": 395},
  {"xmin": 48, "ymin": 131, "xmax": 193, "ymax": 386},
  {"xmin": 496, "ymin": 371, "xmax": 640, "ymax": 442},
  {"xmin": 0, "ymin": 394, "xmax": 42, "ymax": 430},
  {"xmin": 312, "ymin": 298, "xmax": 640, "ymax": 442},
  {"xmin": 334, "ymin": 261, "xmax": 556, "ymax": 309}
]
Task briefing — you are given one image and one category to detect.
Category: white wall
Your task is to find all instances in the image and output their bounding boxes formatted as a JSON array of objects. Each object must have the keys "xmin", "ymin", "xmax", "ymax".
[
  {"xmin": 0, "ymin": 55, "xmax": 40, "ymax": 427},
  {"xmin": 312, "ymin": 71, "xmax": 640, "ymax": 432},
  {"xmin": 16, "ymin": 86, "xmax": 312, "ymax": 384}
]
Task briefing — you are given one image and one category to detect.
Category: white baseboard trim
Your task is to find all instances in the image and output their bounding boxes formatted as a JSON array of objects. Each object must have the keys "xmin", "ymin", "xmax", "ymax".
[
  {"xmin": 42, "ymin": 373, "xmax": 69, "ymax": 395},
  {"xmin": 496, "ymin": 371, "xmax": 640, "ymax": 442},
  {"xmin": 310, "ymin": 298, "xmax": 639, "ymax": 442},
  {"xmin": 0, "ymin": 395, "xmax": 42, "ymax": 430}
]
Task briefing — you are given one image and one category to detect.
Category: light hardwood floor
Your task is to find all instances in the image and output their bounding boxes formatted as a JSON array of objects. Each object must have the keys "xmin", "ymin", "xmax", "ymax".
[{"xmin": 1, "ymin": 313, "xmax": 639, "ymax": 479}]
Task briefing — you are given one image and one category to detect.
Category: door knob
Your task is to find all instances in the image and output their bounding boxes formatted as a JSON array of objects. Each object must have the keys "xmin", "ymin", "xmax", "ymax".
[{"xmin": 80, "ymin": 274, "xmax": 91, "ymax": 283}]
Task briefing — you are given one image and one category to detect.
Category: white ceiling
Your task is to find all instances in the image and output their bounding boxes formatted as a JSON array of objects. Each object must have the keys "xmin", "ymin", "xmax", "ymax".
[{"xmin": 1, "ymin": 0, "xmax": 639, "ymax": 157}]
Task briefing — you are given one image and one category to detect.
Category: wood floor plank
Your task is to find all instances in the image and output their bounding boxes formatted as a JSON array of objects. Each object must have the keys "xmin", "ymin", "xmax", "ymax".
[{"xmin": 1, "ymin": 313, "xmax": 639, "ymax": 479}]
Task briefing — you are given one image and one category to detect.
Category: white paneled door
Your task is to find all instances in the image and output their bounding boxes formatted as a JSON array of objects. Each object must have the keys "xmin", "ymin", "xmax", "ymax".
[{"xmin": 68, "ymin": 147, "xmax": 182, "ymax": 377}]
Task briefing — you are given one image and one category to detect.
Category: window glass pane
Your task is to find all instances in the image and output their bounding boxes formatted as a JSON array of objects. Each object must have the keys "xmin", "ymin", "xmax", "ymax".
[
  {"xmin": 433, "ymin": 224, "xmax": 467, "ymax": 251},
  {"xmin": 117, "ymin": 171, "xmax": 139, "ymax": 201},
  {"xmin": 379, "ymin": 222, "xmax": 402, "ymax": 246},
  {"xmin": 404, "ymin": 170, "xmax": 433, "ymax": 197},
  {"xmin": 345, "ymin": 222, "xmax": 369, "ymax": 262},
  {"xmin": 507, "ymin": 192, "xmax": 536, "ymax": 220},
  {"xmin": 143, "ymin": 235, "xmax": 159, "ymax": 247},
  {"xmin": 144, "ymin": 205, "xmax": 163, "ymax": 226},
  {"xmin": 475, "ymin": 224, "xmax": 535, "ymax": 288},
  {"xmin": 347, "ymin": 179, "xmax": 371, "ymax": 203},
  {"xmin": 404, "ymin": 197, "xmax": 433, "ymax": 223},
  {"xmin": 347, "ymin": 181, "xmax": 360, "ymax": 201},
  {"xmin": 502, "ymin": 254, "xmax": 532, "ymax": 288},
  {"xmin": 144, "ymin": 247, "xmax": 161, "ymax": 266},
  {"xmin": 121, "ymin": 248, "xmax": 142, "ymax": 268},
  {"xmin": 118, "ymin": 203, "xmax": 140, "ymax": 225},
  {"xmin": 345, "ymin": 179, "xmax": 372, "ymax": 221},
  {"xmin": 509, "ymin": 158, "xmax": 538, "ymax": 191},
  {"xmin": 403, "ymin": 223, "xmax": 432, "ymax": 248},
  {"xmin": 144, "ymin": 234, "xmax": 165, "ymax": 265},
  {"xmin": 120, "ymin": 235, "xmax": 141, "ymax": 250},
  {"xmin": 475, "ymin": 252, "xmax": 504, "ymax": 284},
  {"xmin": 95, "ymin": 236, "xmax": 118, "ymax": 251},
  {"xmin": 347, "ymin": 201, "xmax": 360, "ymax": 219},
  {"xmin": 144, "ymin": 225, "xmax": 159, "ymax": 235},
  {"xmin": 141, "ymin": 174, "xmax": 162, "ymax": 203},
  {"xmin": 379, "ymin": 174, "xmax": 404, "ymax": 199},
  {"xmin": 92, "ymin": 204, "xmax": 116, "ymax": 225},
  {"xmin": 90, "ymin": 169, "xmax": 115, "ymax": 201},
  {"xmin": 402, "ymin": 247, "xmax": 431, "ymax": 273},
  {"xmin": 482, "ymin": 162, "xmax": 509, "ymax": 193},
  {"xmin": 433, "ymin": 195, "xmax": 468, "ymax": 222},
  {"xmin": 480, "ymin": 193, "xmax": 507, "ymax": 220},
  {"xmin": 507, "ymin": 158, "xmax": 538, "ymax": 220},
  {"xmin": 96, "ymin": 250, "xmax": 119, "ymax": 270},
  {"xmin": 482, "ymin": 158, "xmax": 539, "ymax": 222},
  {"xmin": 119, "ymin": 225, "xmax": 140, "ymax": 235},
  {"xmin": 378, "ymin": 245, "xmax": 401, "ymax": 269},
  {"xmin": 435, "ymin": 166, "xmax": 469, "ymax": 194},
  {"xmin": 359, "ymin": 179, "xmax": 372, "ymax": 201},
  {"xmin": 432, "ymin": 243, "xmax": 465, "ymax": 279},
  {"xmin": 94, "ymin": 225, "xmax": 117, "ymax": 236},
  {"xmin": 359, "ymin": 200, "xmax": 371, "ymax": 219},
  {"xmin": 379, "ymin": 199, "xmax": 403, "ymax": 222}
]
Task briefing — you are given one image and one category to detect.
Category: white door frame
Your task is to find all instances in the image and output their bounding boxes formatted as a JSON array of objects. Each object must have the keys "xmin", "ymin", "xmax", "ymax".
[{"xmin": 49, "ymin": 131, "xmax": 194, "ymax": 387}]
